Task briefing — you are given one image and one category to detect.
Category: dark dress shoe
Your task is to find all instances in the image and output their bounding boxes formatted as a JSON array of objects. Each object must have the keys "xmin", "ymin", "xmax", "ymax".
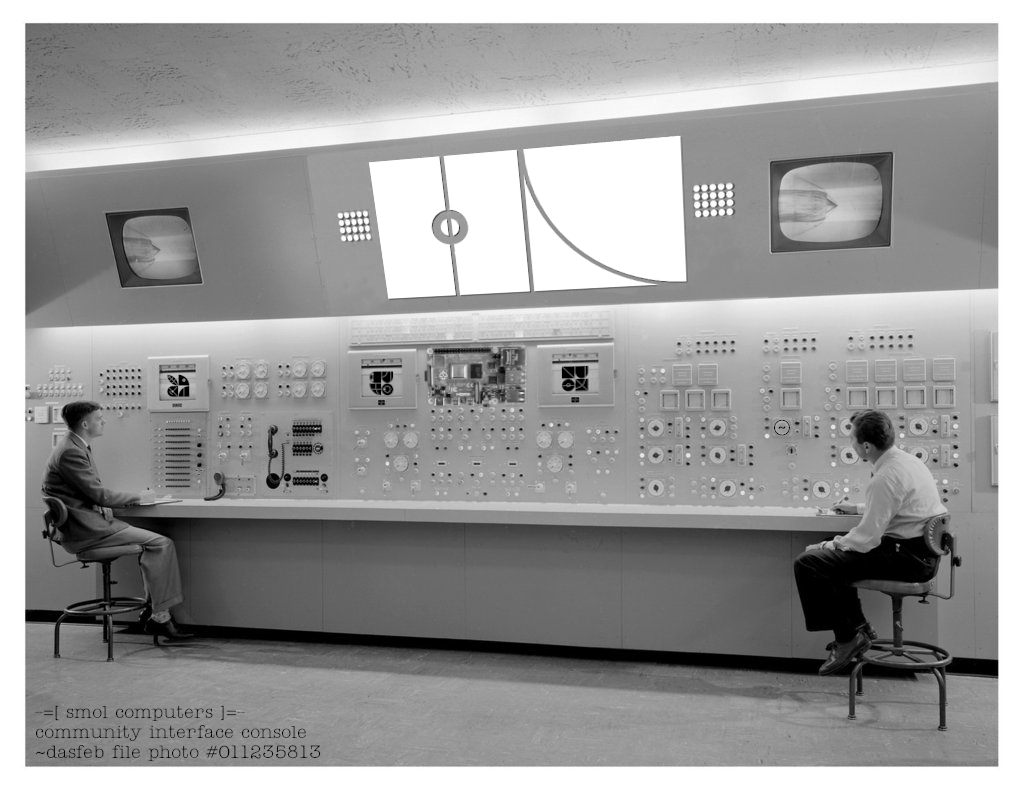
[
  {"xmin": 818, "ymin": 630, "xmax": 871, "ymax": 676},
  {"xmin": 144, "ymin": 618, "xmax": 195, "ymax": 640}
]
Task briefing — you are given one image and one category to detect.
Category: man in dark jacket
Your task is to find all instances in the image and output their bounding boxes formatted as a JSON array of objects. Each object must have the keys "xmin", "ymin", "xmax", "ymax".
[{"xmin": 42, "ymin": 401, "xmax": 192, "ymax": 639}]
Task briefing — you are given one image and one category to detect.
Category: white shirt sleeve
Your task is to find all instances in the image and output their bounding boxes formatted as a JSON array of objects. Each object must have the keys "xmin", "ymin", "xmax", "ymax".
[{"xmin": 834, "ymin": 472, "xmax": 902, "ymax": 553}]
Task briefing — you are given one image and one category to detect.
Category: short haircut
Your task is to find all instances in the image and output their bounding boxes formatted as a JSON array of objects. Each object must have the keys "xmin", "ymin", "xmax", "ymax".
[
  {"xmin": 61, "ymin": 401, "xmax": 101, "ymax": 431},
  {"xmin": 850, "ymin": 410, "xmax": 895, "ymax": 451}
]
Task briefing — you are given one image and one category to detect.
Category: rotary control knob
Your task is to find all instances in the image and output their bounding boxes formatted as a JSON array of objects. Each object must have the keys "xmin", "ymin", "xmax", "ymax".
[
  {"xmin": 708, "ymin": 446, "xmax": 727, "ymax": 464},
  {"xmin": 292, "ymin": 381, "xmax": 307, "ymax": 398},
  {"xmin": 392, "ymin": 455, "xmax": 409, "ymax": 473},
  {"xmin": 384, "ymin": 431, "xmax": 400, "ymax": 449},
  {"xmin": 403, "ymin": 431, "xmax": 419, "ymax": 449},
  {"xmin": 546, "ymin": 455, "xmax": 564, "ymax": 473},
  {"xmin": 310, "ymin": 381, "xmax": 326, "ymax": 398},
  {"xmin": 647, "ymin": 418, "xmax": 666, "ymax": 437},
  {"xmin": 557, "ymin": 430, "xmax": 574, "ymax": 449},
  {"xmin": 839, "ymin": 447, "xmax": 859, "ymax": 465},
  {"xmin": 908, "ymin": 417, "xmax": 930, "ymax": 436},
  {"xmin": 709, "ymin": 419, "xmax": 728, "ymax": 437},
  {"xmin": 536, "ymin": 430, "xmax": 553, "ymax": 449},
  {"xmin": 718, "ymin": 480, "xmax": 737, "ymax": 498},
  {"xmin": 292, "ymin": 360, "xmax": 308, "ymax": 378},
  {"xmin": 310, "ymin": 360, "xmax": 327, "ymax": 378},
  {"xmin": 813, "ymin": 481, "xmax": 832, "ymax": 499},
  {"xmin": 236, "ymin": 361, "xmax": 252, "ymax": 380},
  {"xmin": 647, "ymin": 446, "xmax": 665, "ymax": 464},
  {"xmin": 773, "ymin": 419, "xmax": 792, "ymax": 436}
]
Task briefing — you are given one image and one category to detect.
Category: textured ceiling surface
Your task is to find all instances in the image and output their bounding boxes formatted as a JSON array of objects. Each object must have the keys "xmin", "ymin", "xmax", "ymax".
[{"xmin": 26, "ymin": 23, "xmax": 997, "ymax": 158}]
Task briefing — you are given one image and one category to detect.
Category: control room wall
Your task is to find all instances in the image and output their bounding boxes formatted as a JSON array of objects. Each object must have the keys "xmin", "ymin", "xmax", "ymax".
[{"xmin": 26, "ymin": 84, "xmax": 996, "ymax": 329}]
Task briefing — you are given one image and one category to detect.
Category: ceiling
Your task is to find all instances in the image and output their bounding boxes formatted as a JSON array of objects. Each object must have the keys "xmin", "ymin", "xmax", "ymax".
[{"xmin": 26, "ymin": 23, "xmax": 997, "ymax": 168}]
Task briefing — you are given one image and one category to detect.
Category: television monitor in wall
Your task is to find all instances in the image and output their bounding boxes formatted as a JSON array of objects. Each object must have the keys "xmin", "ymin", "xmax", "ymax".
[
  {"xmin": 106, "ymin": 208, "xmax": 203, "ymax": 287},
  {"xmin": 770, "ymin": 153, "xmax": 892, "ymax": 253}
]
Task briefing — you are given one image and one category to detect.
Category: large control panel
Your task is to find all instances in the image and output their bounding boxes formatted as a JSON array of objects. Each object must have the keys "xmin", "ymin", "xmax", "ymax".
[{"xmin": 25, "ymin": 291, "xmax": 996, "ymax": 511}]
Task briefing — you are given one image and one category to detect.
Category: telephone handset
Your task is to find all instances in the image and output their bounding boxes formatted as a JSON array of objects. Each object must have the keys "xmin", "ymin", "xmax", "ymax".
[
  {"xmin": 204, "ymin": 470, "xmax": 226, "ymax": 501},
  {"xmin": 266, "ymin": 425, "xmax": 282, "ymax": 489}
]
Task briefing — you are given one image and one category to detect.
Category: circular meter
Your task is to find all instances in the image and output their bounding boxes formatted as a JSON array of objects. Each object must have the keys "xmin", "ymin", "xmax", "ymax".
[
  {"xmin": 384, "ymin": 431, "xmax": 400, "ymax": 449},
  {"xmin": 293, "ymin": 360, "xmax": 309, "ymax": 378},
  {"xmin": 403, "ymin": 431, "xmax": 419, "ymax": 449},
  {"xmin": 292, "ymin": 381, "xmax": 307, "ymax": 398},
  {"xmin": 254, "ymin": 361, "xmax": 270, "ymax": 379},
  {"xmin": 536, "ymin": 430, "xmax": 553, "ymax": 449},
  {"xmin": 234, "ymin": 382, "xmax": 251, "ymax": 399},
  {"xmin": 546, "ymin": 455, "xmax": 564, "ymax": 473},
  {"xmin": 557, "ymin": 431, "xmax": 574, "ymax": 449},
  {"xmin": 310, "ymin": 360, "xmax": 327, "ymax": 378},
  {"xmin": 392, "ymin": 455, "xmax": 409, "ymax": 473},
  {"xmin": 310, "ymin": 381, "xmax": 326, "ymax": 398},
  {"xmin": 236, "ymin": 362, "xmax": 252, "ymax": 380},
  {"xmin": 253, "ymin": 382, "xmax": 269, "ymax": 399}
]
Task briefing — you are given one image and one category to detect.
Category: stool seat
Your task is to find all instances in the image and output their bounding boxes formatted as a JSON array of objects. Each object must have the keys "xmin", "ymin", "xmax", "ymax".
[
  {"xmin": 852, "ymin": 578, "xmax": 934, "ymax": 597},
  {"xmin": 76, "ymin": 544, "xmax": 145, "ymax": 563}
]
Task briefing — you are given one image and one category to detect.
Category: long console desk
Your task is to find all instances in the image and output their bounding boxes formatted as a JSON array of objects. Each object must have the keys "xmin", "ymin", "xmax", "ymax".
[{"xmin": 122, "ymin": 500, "xmax": 858, "ymax": 530}]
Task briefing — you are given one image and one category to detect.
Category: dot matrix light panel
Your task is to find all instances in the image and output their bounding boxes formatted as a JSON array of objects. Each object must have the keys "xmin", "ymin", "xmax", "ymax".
[{"xmin": 25, "ymin": 290, "xmax": 989, "ymax": 509}]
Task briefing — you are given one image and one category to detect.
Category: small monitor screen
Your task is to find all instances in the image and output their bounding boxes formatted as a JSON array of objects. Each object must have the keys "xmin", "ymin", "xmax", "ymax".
[
  {"xmin": 107, "ymin": 208, "xmax": 203, "ymax": 287},
  {"xmin": 770, "ymin": 153, "xmax": 892, "ymax": 253},
  {"xmin": 158, "ymin": 363, "xmax": 198, "ymax": 402}
]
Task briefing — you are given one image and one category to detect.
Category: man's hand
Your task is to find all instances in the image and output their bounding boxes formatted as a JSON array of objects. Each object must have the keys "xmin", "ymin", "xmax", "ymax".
[{"xmin": 833, "ymin": 503, "xmax": 859, "ymax": 515}]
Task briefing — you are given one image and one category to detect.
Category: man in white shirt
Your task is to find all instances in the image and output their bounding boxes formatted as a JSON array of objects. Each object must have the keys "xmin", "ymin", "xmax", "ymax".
[{"xmin": 794, "ymin": 410, "xmax": 946, "ymax": 675}]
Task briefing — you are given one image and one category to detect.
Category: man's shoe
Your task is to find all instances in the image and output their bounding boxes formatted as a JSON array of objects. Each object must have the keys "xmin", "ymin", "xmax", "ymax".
[
  {"xmin": 818, "ymin": 630, "xmax": 871, "ymax": 676},
  {"xmin": 857, "ymin": 621, "xmax": 878, "ymax": 642},
  {"xmin": 144, "ymin": 618, "xmax": 195, "ymax": 640}
]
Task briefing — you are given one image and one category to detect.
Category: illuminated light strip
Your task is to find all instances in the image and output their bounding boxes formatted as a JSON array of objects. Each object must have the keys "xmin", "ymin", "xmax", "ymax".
[{"xmin": 25, "ymin": 63, "xmax": 996, "ymax": 173}]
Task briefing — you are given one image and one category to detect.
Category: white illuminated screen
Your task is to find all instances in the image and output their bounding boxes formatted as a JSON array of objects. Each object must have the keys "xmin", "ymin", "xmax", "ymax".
[
  {"xmin": 443, "ymin": 150, "xmax": 530, "ymax": 295},
  {"xmin": 158, "ymin": 363, "xmax": 197, "ymax": 402},
  {"xmin": 370, "ymin": 136, "xmax": 685, "ymax": 299},
  {"xmin": 369, "ymin": 157, "xmax": 454, "ymax": 298},
  {"xmin": 360, "ymin": 367, "xmax": 404, "ymax": 399}
]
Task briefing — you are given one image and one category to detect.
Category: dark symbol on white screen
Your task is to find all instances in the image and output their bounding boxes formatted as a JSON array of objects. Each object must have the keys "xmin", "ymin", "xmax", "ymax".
[
  {"xmin": 369, "ymin": 371, "xmax": 395, "ymax": 396},
  {"xmin": 166, "ymin": 375, "xmax": 190, "ymax": 399},
  {"xmin": 561, "ymin": 366, "xmax": 589, "ymax": 392}
]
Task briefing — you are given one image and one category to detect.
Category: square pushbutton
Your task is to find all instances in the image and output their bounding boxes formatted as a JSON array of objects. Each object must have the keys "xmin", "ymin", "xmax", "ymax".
[
  {"xmin": 933, "ymin": 386, "xmax": 956, "ymax": 408},
  {"xmin": 875, "ymin": 387, "xmax": 898, "ymax": 409},
  {"xmin": 904, "ymin": 386, "xmax": 928, "ymax": 409},
  {"xmin": 685, "ymin": 389, "xmax": 706, "ymax": 411},
  {"xmin": 711, "ymin": 389, "xmax": 732, "ymax": 410},
  {"xmin": 660, "ymin": 390, "xmax": 681, "ymax": 411}
]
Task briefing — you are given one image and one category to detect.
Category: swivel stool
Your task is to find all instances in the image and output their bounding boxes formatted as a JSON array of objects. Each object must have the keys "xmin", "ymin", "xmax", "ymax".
[
  {"xmin": 43, "ymin": 496, "xmax": 156, "ymax": 661},
  {"xmin": 848, "ymin": 514, "xmax": 962, "ymax": 730}
]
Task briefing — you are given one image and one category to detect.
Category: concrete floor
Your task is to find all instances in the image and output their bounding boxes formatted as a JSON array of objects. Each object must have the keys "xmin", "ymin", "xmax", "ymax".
[{"xmin": 26, "ymin": 622, "xmax": 997, "ymax": 767}]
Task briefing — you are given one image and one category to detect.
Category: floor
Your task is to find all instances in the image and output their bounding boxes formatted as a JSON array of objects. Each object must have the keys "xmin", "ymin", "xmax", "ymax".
[{"xmin": 25, "ymin": 622, "xmax": 997, "ymax": 768}]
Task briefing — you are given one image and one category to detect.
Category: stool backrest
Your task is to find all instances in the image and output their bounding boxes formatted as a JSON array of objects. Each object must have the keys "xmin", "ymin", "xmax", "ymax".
[
  {"xmin": 42, "ymin": 497, "xmax": 77, "ymax": 568},
  {"xmin": 921, "ymin": 513, "xmax": 961, "ymax": 600}
]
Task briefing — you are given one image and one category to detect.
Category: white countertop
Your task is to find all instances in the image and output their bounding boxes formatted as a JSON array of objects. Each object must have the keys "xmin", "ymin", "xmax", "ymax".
[{"xmin": 121, "ymin": 498, "xmax": 858, "ymax": 532}]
